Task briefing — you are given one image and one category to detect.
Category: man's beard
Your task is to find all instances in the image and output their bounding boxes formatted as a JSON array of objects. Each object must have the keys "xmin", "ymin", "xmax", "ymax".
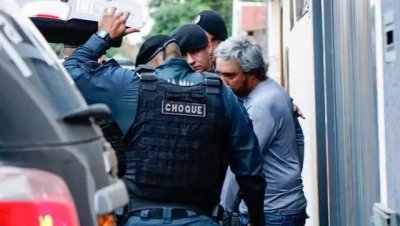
[{"xmin": 233, "ymin": 78, "xmax": 250, "ymax": 98}]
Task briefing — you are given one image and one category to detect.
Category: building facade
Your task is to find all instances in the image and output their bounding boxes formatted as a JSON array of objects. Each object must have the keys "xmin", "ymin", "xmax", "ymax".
[{"xmin": 265, "ymin": 0, "xmax": 400, "ymax": 225}]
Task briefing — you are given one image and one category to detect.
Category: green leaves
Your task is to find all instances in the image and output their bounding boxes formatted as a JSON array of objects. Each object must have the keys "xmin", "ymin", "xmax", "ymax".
[{"xmin": 147, "ymin": 0, "xmax": 232, "ymax": 38}]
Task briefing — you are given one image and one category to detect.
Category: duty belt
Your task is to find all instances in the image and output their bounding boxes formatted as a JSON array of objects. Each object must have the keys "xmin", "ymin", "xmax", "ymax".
[
  {"xmin": 123, "ymin": 198, "xmax": 217, "ymax": 217},
  {"xmin": 116, "ymin": 198, "xmax": 224, "ymax": 225}
]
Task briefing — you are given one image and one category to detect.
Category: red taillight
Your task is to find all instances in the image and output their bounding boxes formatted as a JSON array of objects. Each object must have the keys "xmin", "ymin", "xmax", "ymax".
[
  {"xmin": 36, "ymin": 14, "xmax": 60, "ymax": 20},
  {"xmin": 0, "ymin": 167, "xmax": 79, "ymax": 226}
]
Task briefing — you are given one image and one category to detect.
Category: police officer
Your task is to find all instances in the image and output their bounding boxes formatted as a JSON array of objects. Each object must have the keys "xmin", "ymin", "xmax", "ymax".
[
  {"xmin": 135, "ymin": 34, "xmax": 176, "ymax": 68},
  {"xmin": 64, "ymin": 8, "xmax": 266, "ymax": 226},
  {"xmin": 114, "ymin": 34, "xmax": 184, "ymax": 179},
  {"xmin": 171, "ymin": 24, "xmax": 214, "ymax": 73},
  {"xmin": 193, "ymin": 10, "xmax": 228, "ymax": 64}
]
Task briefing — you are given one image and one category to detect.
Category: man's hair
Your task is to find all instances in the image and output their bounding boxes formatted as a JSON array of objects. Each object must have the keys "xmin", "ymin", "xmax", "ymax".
[{"xmin": 214, "ymin": 36, "xmax": 268, "ymax": 80}]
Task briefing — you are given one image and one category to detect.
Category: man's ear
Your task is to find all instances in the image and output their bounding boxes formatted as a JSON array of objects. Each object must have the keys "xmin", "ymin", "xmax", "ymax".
[{"xmin": 206, "ymin": 41, "xmax": 212, "ymax": 55}]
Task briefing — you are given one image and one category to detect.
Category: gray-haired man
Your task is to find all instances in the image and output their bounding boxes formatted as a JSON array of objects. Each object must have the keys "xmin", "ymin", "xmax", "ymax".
[{"xmin": 216, "ymin": 36, "xmax": 307, "ymax": 226}]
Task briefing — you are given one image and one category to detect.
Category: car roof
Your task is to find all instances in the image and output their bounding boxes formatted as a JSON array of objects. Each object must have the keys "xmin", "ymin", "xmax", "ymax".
[{"xmin": 15, "ymin": 0, "xmax": 144, "ymax": 46}]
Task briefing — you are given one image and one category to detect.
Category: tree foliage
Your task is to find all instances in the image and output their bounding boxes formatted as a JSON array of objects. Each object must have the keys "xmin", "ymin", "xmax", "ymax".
[{"xmin": 148, "ymin": 0, "xmax": 232, "ymax": 37}]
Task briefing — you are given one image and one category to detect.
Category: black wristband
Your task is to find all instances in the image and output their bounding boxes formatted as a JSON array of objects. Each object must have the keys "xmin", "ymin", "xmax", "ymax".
[{"xmin": 96, "ymin": 30, "xmax": 111, "ymax": 44}]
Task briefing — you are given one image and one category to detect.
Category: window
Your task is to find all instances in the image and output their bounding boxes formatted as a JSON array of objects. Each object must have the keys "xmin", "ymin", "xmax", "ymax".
[{"xmin": 293, "ymin": 0, "xmax": 309, "ymax": 23}]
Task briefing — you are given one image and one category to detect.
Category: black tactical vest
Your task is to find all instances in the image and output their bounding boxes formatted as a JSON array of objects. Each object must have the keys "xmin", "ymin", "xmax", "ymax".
[
  {"xmin": 98, "ymin": 119, "xmax": 127, "ymax": 178},
  {"xmin": 123, "ymin": 67, "xmax": 228, "ymax": 205}
]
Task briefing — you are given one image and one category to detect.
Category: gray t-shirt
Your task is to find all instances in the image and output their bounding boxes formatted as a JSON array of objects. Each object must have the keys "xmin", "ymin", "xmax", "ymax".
[{"xmin": 220, "ymin": 78, "xmax": 307, "ymax": 214}]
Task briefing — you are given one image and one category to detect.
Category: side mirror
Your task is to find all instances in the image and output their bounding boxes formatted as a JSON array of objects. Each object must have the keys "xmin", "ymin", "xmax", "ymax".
[{"xmin": 63, "ymin": 104, "xmax": 111, "ymax": 124}]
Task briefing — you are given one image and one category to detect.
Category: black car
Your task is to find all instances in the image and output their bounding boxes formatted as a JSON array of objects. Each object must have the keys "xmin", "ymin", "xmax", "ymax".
[{"xmin": 0, "ymin": 1, "xmax": 129, "ymax": 226}]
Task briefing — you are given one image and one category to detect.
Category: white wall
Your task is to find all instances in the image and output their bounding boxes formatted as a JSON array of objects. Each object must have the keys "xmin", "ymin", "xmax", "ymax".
[
  {"xmin": 271, "ymin": 0, "xmax": 319, "ymax": 224},
  {"xmin": 267, "ymin": 0, "xmax": 282, "ymax": 83},
  {"xmin": 232, "ymin": 0, "xmax": 267, "ymax": 37},
  {"xmin": 372, "ymin": 0, "xmax": 388, "ymax": 207},
  {"xmin": 378, "ymin": 0, "xmax": 400, "ymax": 213},
  {"xmin": 286, "ymin": 13, "xmax": 319, "ymax": 226}
]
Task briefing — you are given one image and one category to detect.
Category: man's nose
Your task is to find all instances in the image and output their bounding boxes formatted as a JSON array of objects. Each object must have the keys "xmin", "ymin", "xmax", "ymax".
[{"xmin": 220, "ymin": 76, "xmax": 229, "ymax": 86}]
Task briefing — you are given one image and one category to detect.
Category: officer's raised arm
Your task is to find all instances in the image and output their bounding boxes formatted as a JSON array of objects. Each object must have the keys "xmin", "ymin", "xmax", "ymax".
[
  {"xmin": 63, "ymin": 7, "xmax": 141, "ymax": 133},
  {"xmin": 64, "ymin": 8, "xmax": 138, "ymax": 66}
]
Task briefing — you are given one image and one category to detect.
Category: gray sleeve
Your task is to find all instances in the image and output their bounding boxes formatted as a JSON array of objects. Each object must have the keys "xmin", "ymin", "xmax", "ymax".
[
  {"xmin": 247, "ymin": 105, "xmax": 276, "ymax": 151},
  {"xmin": 219, "ymin": 166, "xmax": 239, "ymax": 213},
  {"xmin": 294, "ymin": 116, "xmax": 305, "ymax": 170}
]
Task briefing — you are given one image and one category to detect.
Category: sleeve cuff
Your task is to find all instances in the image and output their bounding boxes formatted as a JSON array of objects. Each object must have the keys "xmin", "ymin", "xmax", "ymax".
[{"xmin": 83, "ymin": 34, "xmax": 109, "ymax": 57}]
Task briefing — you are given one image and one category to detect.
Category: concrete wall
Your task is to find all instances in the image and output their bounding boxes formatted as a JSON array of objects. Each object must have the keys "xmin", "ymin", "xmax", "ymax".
[
  {"xmin": 285, "ymin": 12, "xmax": 319, "ymax": 226},
  {"xmin": 267, "ymin": 0, "xmax": 282, "ymax": 83},
  {"xmin": 267, "ymin": 1, "xmax": 319, "ymax": 225},
  {"xmin": 282, "ymin": 2, "xmax": 320, "ymax": 226},
  {"xmin": 379, "ymin": 0, "xmax": 400, "ymax": 213}
]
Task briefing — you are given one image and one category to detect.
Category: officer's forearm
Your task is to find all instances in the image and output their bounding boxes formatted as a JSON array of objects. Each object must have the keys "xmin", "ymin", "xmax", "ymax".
[{"xmin": 236, "ymin": 175, "xmax": 266, "ymax": 226}]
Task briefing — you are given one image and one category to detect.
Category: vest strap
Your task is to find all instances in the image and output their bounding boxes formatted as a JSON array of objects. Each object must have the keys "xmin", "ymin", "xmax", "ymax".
[
  {"xmin": 137, "ymin": 64, "xmax": 157, "ymax": 90},
  {"xmin": 203, "ymin": 72, "xmax": 221, "ymax": 94}
]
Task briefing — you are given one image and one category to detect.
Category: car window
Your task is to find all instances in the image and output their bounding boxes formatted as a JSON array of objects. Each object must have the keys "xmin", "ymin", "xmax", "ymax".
[{"xmin": 0, "ymin": 5, "xmax": 89, "ymax": 116}]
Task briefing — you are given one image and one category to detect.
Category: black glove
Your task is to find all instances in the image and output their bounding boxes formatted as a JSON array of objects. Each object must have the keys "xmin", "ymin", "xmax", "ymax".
[{"xmin": 236, "ymin": 175, "xmax": 266, "ymax": 226}]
